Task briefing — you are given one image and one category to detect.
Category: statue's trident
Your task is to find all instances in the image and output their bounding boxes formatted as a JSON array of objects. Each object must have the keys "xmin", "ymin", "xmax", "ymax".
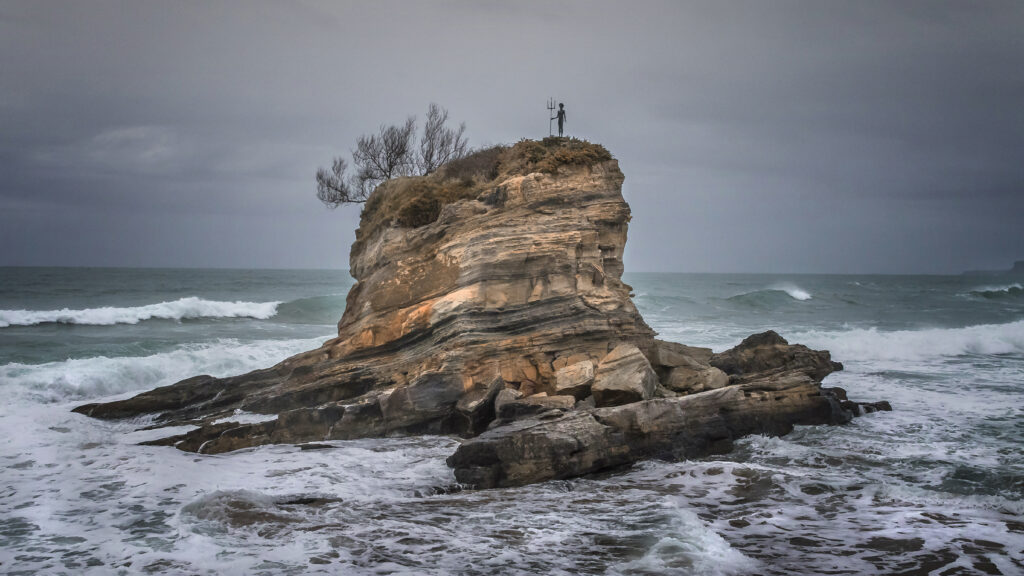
[{"xmin": 547, "ymin": 97, "xmax": 556, "ymax": 137}]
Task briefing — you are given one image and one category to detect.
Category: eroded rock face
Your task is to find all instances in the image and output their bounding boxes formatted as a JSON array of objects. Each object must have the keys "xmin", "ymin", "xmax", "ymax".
[
  {"xmin": 74, "ymin": 151, "xmax": 885, "ymax": 487},
  {"xmin": 75, "ymin": 160, "xmax": 656, "ymax": 450}
]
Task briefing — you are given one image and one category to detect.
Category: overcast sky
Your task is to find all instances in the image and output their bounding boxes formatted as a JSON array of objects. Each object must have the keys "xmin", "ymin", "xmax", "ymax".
[{"xmin": 2, "ymin": 1, "xmax": 1022, "ymax": 273}]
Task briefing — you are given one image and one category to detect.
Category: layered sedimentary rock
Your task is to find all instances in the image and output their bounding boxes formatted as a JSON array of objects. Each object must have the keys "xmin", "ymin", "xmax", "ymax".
[
  {"xmin": 447, "ymin": 332, "xmax": 856, "ymax": 488},
  {"xmin": 76, "ymin": 156, "xmax": 656, "ymax": 449},
  {"xmin": 74, "ymin": 144, "xmax": 885, "ymax": 487}
]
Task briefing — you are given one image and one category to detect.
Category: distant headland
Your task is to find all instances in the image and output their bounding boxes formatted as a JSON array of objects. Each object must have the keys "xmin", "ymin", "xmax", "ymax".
[{"xmin": 962, "ymin": 260, "xmax": 1024, "ymax": 277}]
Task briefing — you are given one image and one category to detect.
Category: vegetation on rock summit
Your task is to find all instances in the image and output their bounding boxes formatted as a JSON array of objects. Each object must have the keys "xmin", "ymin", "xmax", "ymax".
[{"xmin": 354, "ymin": 137, "xmax": 613, "ymax": 248}]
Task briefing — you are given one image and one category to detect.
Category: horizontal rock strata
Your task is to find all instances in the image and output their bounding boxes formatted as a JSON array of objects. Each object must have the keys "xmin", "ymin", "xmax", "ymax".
[
  {"xmin": 447, "ymin": 331, "xmax": 864, "ymax": 488},
  {"xmin": 73, "ymin": 141, "xmax": 886, "ymax": 487},
  {"xmin": 76, "ymin": 157, "xmax": 657, "ymax": 449},
  {"xmin": 448, "ymin": 375, "xmax": 849, "ymax": 488}
]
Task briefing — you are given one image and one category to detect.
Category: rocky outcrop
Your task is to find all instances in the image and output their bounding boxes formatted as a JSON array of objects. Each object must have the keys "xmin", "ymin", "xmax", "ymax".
[
  {"xmin": 709, "ymin": 330, "xmax": 842, "ymax": 383},
  {"xmin": 74, "ymin": 140, "xmax": 885, "ymax": 488},
  {"xmin": 76, "ymin": 150, "xmax": 656, "ymax": 450},
  {"xmin": 447, "ymin": 334, "xmax": 858, "ymax": 488}
]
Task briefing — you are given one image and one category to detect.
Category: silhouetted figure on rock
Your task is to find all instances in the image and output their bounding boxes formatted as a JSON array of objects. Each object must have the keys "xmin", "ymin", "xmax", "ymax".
[{"xmin": 553, "ymin": 103, "xmax": 567, "ymax": 136}]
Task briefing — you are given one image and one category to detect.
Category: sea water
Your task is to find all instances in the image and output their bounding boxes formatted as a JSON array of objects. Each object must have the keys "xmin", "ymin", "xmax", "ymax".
[{"xmin": 0, "ymin": 268, "xmax": 1021, "ymax": 575}]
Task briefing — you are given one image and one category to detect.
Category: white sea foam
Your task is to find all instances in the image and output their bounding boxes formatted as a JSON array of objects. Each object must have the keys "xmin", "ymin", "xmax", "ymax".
[
  {"xmin": 794, "ymin": 320, "xmax": 1024, "ymax": 362},
  {"xmin": 609, "ymin": 496, "xmax": 759, "ymax": 576},
  {"xmin": 211, "ymin": 410, "xmax": 280, "ymax": 426},
  {"xmin": 0, "ymin": 335, "xmax": 329, "ymax": 402},
  {"xmin": 769, "ymin": 283, "xmax": 812, "ymax": 301},
  {"xmin": 0, "ymin": 296, "xmax": 281, "ymax": 327}
]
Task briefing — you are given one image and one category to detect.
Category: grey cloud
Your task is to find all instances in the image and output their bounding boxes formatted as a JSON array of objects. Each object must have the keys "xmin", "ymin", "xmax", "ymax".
[{"xmin": 1, "ymin": 0, "xmax": 1022, "ymax": 273}]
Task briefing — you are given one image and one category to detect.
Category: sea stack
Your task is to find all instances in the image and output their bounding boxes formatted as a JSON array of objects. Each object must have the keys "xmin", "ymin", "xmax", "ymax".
[{"xmin": 74, "ymin": 139, "xmax": 883, "ymax": 487}]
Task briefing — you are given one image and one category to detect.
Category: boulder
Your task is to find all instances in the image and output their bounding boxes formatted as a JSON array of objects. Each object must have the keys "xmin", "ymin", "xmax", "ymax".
[
  {"xmin": 493, "ymin": 388, "xmax": 524, "ymax": 414},
  {"xmin": 591, "ymin": 344, "xmax": 658, "ymax": 407},
  {"xmin": 663, "ymin": 365, "xmax": 729, "ymax": 395},
  {"xmin": 710, "ymin": 330, "xmax": 843, "ymax": 382},
  {"xmin": 553, "ymin": 360, "xmax": 595, "ymax": 399}
]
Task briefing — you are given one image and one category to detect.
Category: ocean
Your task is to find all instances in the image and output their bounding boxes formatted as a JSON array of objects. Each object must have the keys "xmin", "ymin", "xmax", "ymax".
[{"xmin": 1, "ymin": 267, "xmax": 1021, "ymax": 575}]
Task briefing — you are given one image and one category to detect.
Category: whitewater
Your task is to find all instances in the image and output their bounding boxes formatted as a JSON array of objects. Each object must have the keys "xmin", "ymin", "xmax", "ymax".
[
  {"xmin": 1, "ymin": 268, "xmax": 1022, "ymax": 575},
  {"xmin": 0, "ymin": 296, "xmax": 280, "ymax": 328}
]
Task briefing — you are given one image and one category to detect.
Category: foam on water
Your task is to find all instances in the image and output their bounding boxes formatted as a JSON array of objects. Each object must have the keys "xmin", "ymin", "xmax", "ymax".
[
  {"xmin": 0, "ymin": 296, "xmax": 281, "ymax": 327},
  {"xmin": 3, "ymin": 270, "xmax": 1023, "ymax": 574},
  {"xmin": 0, "ymin": 335, "xmax": 329, "ymax": 402},
  {"xmin": 212, "ymin": 410, "xmax": 282, "ymax": 426},
  {"xmin": 794, "ymin": 319, "xmax": 1024, "ymax": 363}
]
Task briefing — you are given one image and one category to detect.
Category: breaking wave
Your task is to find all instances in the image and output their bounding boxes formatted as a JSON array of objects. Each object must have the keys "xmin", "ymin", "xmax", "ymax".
[
  {"xmin": 794, "ymin": 320, "xmax": 1024, "ymax": 362},
  {"xmin": 771, "ymin": 283, "xmax": 812, "ymax": 301},
  {"xmin": 967, "ymin": 283, "xmax": 1023, "ymax": 299},
  {"xmin": 0, "ymin": 297, "xmax": 281, "ymax": 328},
  {"xmin": 727, "ymin": 284, "xmax": 812, "ymax": 305},
  {"xmin": 0, "ymin": 336, "xmax": 328, "ymax": 402}
]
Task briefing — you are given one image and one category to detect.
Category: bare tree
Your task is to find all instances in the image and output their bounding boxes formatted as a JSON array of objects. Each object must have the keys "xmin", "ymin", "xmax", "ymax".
[
  {"xmin": 417, "ymin": 103, "xmax": 468, "ymax": 174},
  {"xmin": 351, "ymin": 117, "xmax": 417, "ymax": 195},
  {"xmin": 316, "ymin": 105, "xmax": 468, "ymax": 208},
  {"xmin": 316, "ymin": 157, "xmax": 364, "ymax": 207},
  {"xmin": 317, "ymin": 105, "xmax": 468, "ymax": 208},
  {"xmin": 316, "ymin": 118, "xmax": 416, "ymax": 208}
]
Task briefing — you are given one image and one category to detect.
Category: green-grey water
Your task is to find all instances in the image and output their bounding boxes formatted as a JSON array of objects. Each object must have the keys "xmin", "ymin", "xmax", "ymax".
[{"xmin": 1, "ymin": 268, "xmax": 1022, "ymax": 574}]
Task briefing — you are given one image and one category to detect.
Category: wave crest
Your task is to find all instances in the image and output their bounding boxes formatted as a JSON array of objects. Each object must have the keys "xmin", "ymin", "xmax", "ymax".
[
  {"xmin": 0, "ymin": 297, "xmax": 281, "ymax": 328},
  {"xmin": 727, "ymin": 284, "xmax": 812, "ymax": 305},
  {"xmin": 967, "ymin": 283, "xmax": 1022, "ymax": 299},
  {"xmin": 0, "ymin": 336, "xmax": 328, "ymax": 402},
  {"xmin": 796, "ymin": 320, "xmax": 1024, "ymax": 362},
  {"xmin": 771, "ymin": 283, "xmax": 812, "ymax": 301}
]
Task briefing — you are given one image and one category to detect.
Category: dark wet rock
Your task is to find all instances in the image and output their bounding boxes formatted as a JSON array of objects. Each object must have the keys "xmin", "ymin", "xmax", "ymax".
[
  {"xmin": 447, "ymin": 374, "xmax": 852, "ymax": 488},
  {"xmin": 841, "ymin": 399, "xmax": 893, "ymax": 415},
  {"xmin": 710, "ymin": 330, "xmax": 843, "ymax": 382},
  {"xmin": 826, "ymin": 387, "xmax": 892, "ymax": 416}
]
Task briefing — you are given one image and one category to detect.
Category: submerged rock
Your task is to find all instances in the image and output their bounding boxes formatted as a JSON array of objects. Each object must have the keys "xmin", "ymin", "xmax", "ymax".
[{"xmin": 73, "ymin": 139, "xmax": 885, "ymax": 487}]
